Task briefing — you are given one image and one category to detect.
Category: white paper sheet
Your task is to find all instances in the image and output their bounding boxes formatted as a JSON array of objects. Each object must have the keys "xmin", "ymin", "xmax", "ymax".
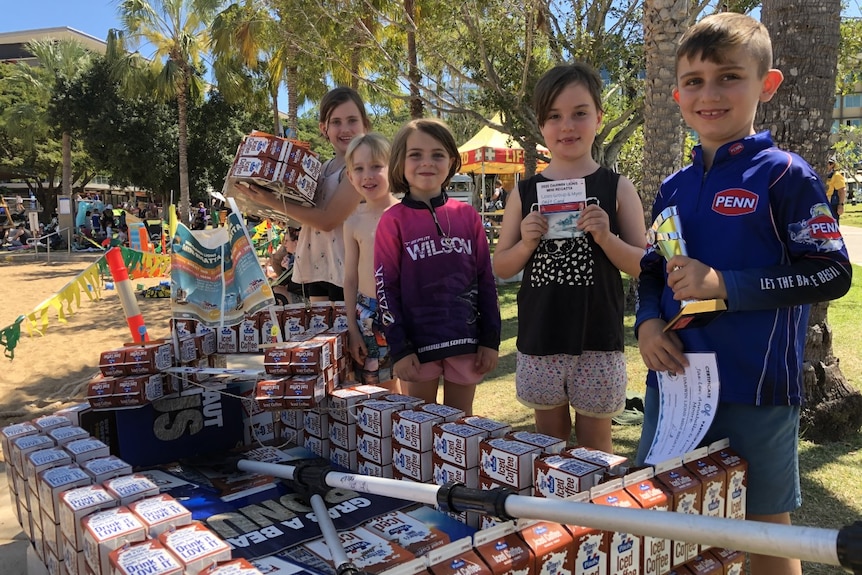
[{"xmin": 646, "ymin": 352, "xmax": 720, "ymax": 465}]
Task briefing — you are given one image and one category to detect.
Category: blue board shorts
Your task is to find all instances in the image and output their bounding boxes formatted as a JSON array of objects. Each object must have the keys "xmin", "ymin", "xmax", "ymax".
[{"xmin": 636, "ymin": 385, "xmax": 801, "ymax": 516}]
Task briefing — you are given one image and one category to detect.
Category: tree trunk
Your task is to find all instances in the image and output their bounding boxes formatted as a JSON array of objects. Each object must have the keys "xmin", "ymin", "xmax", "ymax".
[
  {"xmin": 760, "ymin": 0, "xmax": 862, "ymax": 442},
  {"xmin": 62, "ymin": 131, "xmax": 72, "ymax": 199},
  {"xmin": 405, "ymin": 0, "xmax": 423, "ymax": 119},
  {"xmin": 177, "ymin": 73, "xmax": 191, "ymax": 227},
  {"xmin": 641, "ymin": 0, "xmax": 692, "ymax": 221}
]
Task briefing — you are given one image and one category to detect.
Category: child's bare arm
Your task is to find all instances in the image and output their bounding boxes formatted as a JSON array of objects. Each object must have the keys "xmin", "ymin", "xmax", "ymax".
[{"xmin": 492, "ymin": 189, "xmax": 547, "ymax": 279}]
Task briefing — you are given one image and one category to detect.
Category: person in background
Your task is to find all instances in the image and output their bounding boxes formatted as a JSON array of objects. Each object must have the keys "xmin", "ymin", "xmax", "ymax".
[
  {"xmin": 825, "ymin": 156, "xmax": 847, "ymax": 223},
  {"xmin": 374, "ymin": 118, "xmax": 501, "ymax": 415},
  {"xmin": 492, "ymin": 63, "xmax": 646, "ymax": 452},
  {"xmin": 342, "ymin": 133, "xmax": 400, "ymax": 388},
  {"xmin": 634, "ymin": 13, "xmax": 852, "ymax": 574}
]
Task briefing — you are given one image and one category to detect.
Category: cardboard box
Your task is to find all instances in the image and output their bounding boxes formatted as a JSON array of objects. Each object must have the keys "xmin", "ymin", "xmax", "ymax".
[
  {"xmin": 124, "ymin": 341, "xmax": 174, "ymax": 374},
  {"xmin": 357, "ymin": 431, "xmax": 392, "ymax": 465},
  {"xmin": 329, "ymin": 419, "xmax": 357, "ymax": 451},
  {"xmin": 200, "ymin": 558, "xmax": 267, "ymax": 575},
  {"xmin": 304, "ymin": 408, "xmax": 329, "ymax": 439},
  {"xmin": 304, "ymin": 434, "xmax": 330, "ymax": 459},
  {"xmin": 284, "ymin": 374, "xmax": 327, "ymax": 409},
  {"xmin": 264, "ymin": 346, "xmax": 294, "ymax": 376},
  {"xmin": 563, "ymin": 447, "xmax": 628, "ymax": 474},
  {"xmin": 99, "ymin": 349, "xmax": 129, "ymax": 377}
]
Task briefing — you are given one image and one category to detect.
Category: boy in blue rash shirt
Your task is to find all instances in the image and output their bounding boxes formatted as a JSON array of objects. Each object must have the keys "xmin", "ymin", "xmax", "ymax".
[{"xmin": 635, "ymin": 13, "xmax": 852, "ymax": 575}]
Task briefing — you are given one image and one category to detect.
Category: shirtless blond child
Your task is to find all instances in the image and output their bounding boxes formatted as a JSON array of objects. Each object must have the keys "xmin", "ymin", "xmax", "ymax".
[{"xmin": 343, "ymin": 134, "xmax": 400, "ymax": 386}]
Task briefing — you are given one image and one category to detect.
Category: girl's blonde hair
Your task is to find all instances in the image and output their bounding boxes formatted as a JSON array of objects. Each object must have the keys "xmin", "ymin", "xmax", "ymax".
[
  {"xmin": 389, "ymin": 118, "xmax": 462, "ymax": 196},
  {"xmin": 345, "ymin": 133, "xmax": 391, "ymax": 172}
]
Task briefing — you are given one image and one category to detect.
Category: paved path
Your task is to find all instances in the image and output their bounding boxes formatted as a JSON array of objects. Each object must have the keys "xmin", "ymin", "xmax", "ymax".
[{"xmin": 841, "ymin": 224, "xmax": 862, "ymax": 266}]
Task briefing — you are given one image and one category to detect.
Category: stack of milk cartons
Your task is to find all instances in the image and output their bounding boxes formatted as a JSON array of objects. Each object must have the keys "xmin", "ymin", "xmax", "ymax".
[
  {"xmin": 327, "ymin": 384, "xmax": 390, "ymax": 471},
  {"xmin": 355, "ymin": 394, "xmax": 423, "ymax": 477}
]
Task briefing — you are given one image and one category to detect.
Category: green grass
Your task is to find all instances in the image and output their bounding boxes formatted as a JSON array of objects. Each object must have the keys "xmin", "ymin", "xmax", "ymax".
[
  {"xmin": 841, "ymin": 201, "xmax": 862, "ymax": 227},
  {"xmin": 473, "ymin": 266, "xmax": 862, "ymax": 574}
]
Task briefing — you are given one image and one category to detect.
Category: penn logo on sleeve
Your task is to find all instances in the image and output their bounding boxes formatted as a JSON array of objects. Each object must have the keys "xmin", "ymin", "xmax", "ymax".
[
  {"xmin": 789, "ymin": 204, "xmax": 844, "ymax": 252},
  {"xmin": 712, "ymin": 189, "xmax": 758, "ymax": 215}
]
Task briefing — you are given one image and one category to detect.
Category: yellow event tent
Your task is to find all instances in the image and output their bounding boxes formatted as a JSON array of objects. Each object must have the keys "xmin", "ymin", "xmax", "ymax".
[{"xmin": 458, "ymin": 114, "xmax": 549, "ymax": 174}]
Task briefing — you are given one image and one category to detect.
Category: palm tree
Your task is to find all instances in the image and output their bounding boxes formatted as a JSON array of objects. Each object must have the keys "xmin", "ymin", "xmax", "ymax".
[
  {"xmin": 7, "ymin": 38, "xmax": 93, "ymax": 213},
  {"xmin": 759, "ymin": 0, "xmax": 862, "ymax": 441},
  {"xmin": 118, "ymin": 0, "xmax": 222, "ymax": 225}
]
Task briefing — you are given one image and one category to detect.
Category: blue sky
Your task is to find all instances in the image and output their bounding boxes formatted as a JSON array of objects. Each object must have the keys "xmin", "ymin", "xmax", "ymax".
[{"xmin": 2, "ymin": 0, "xmax": 121, "ymax": 42}]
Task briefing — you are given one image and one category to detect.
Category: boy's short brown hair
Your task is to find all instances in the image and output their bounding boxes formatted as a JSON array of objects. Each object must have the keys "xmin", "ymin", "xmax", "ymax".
[
  {"xmin": 677, "ymin": 12, "xmax": 773, "ymax": 77},
  {"xmin": 533, "ymin": 63, "xmax": 604, "ymax": 127}
]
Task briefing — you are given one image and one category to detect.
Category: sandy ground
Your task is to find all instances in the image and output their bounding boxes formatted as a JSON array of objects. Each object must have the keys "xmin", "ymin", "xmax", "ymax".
[{"xmin": 0, "ymin": 252, "xmax": 173, "ymax": 428}]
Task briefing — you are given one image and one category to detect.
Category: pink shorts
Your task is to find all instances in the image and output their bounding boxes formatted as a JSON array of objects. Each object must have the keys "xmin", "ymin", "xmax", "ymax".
[
  {"xmin": 413, "ymin": 353, "xmax": 485, "ymax": 385},
  {"xmin": 515, "ymin": 350, "xmax": 627, "ymax": 417}
]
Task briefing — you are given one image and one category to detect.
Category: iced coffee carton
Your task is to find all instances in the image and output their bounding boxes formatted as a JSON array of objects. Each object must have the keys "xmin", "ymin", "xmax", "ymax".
[
  {"xmin": 11, "ymin": 433, "xmax": 55, "ymax": 471},
  {"xmin": 329, "ymin": 419, "xmax": 357, "ymax": 451},
  {"xmin": 517, "ymin": 520, "xmax": 574, "ymax": 575},
  {"xmin": 357, "ymin": 430, "xmax": 392, "ymax": 465},
  {"xmin": 392, "ymin": 409, "xmax": 444, "ymax": 452},
  {"xmin": 306, "ymin": 302, "xmax": 333, "ymax": 333},
  {"xmin": 109, "ymin": 539, "xmax": 183, "ymax": 575},
  {"xmin": 124, "ymin": 341, "xmax": 174, "ymax": 375},
  {"xmin": 391, "ymin": 445, "xmax": 433, "ymax": 482},
  {"xmin": 415, "ymin": 403, "xmax": 465, "ymax": 423},
  {"xmin": 59, "ymin": 484, "xmax": 118, "ymax": 550},
  {"xmin": 432, "ymin": 422, "xmax": 488, "ymax": 469},
  {"xmin": 684, "ymin": 446, "xmax": 727, "ymax": 545},
  {"xmin": 357, "ymin": 400, "xmax": 404, "ymax": 437},
  {"xmin": 303, "ymin": 527, "xmax": 414, "ymax": 574},
  {"xmin": 534, "ymin": 454, "xmax": 601, "ymax": 499},
  {"xmin": 473, "ymin": 521, "xmax": 533, "ymax": 575},
  {"xmin": 559, "ymin": 492, "xmax": 607, "ymax": 575},
  {"xmin": 159, "ymin": 522, "xmax": 232, "ymax": 575},
  {"xmin": 459, "ymin": 416, "xmax": 511, "ymax": 439},
  {"xmin": 684, "ymin": 551, "xmax": 722, "ymax": 575},
  {"xmin": 128, "ymin": 493, "xmax": 193, "ymax": 537},
  {"xmin": 264, "ymin": 346, "xmax": 294, "ymax": 376},
  {"xmin": 292, "ymin": 340, "xmax": 332, "ymax": 375},
  {"xmin": 623, "ymin": 468, "xmax": 671, "ymax": 575},
  {"xmin": 283, "ymin": 303, "xmax": 308, "ymax": 338},
  {"xmin": 304, "ymin": 408, "xmax": 329, "ymax": 439},
  {"xmin": 426, "ymin": 536, "xmax": 493, "ymax": 575},
  {"xmin": 479, "ymin": 438, "xmax": 541, "ymax": 491},
  {"xmin": 82, "ymin": 506, "xmax": 147, "ymax": 575},
  {"xmin": 590, "ymin": 479, "xmax": 640, "ymax": 575},
  {"xmin": 99, "ymin": 349, "xmax": 129, "ymax": 377},
  {"xmin": 238, "ymin": 316, "xmax": 262, "ymax": 353},
  {"xmin": 357, "ymin": 455, "xmax": 393, "ymax": 478},
  {"xmin": 505, "ymin": 432, "xmax": 566, "ymax": 455},
  {"xmin": 363, "ymin": 510, "xmax": 449, "ymax": 556},
  {"xmin": 330, "ymin": 445, "xmax": 358, "ymax": 470},
  {"xmin": 103, "ymin": 474, "xmax": 160, "ymax": 506},
  {"xmin": 1, "ymin": 421, "xmax": 39, "ymax": 460},
  {"xmin": 708, "ymin": 548, "xmax": 744, "ymax": 575},
  {"xmin": 25, "ymin": 447, "xmax": 72, "ymax": 484},
  {"xmin": 304, "ymin": 433, "xmax": 331, "ymax": 459},
  {"xmin": 284, "ymin": 374, "xmax": 327, "ymax": 409},
  {"xmin": 47, "ymin": 425, "xmax": 89, "ymax": 448},
  {"xmin": 217, "ymin": 325, "xmax": 239, "ymax": 354},
  {"xmin": 654, "ymin": 458, "xmax": 702, "ymax": 566},
  {"xmin": 329, "ymin": 386, "xmax": 371, "ymax": 423},
  {"xmin": 37, "ymin": 464, "xmax": 92, "ymax": 521},
  {"xmin": 708, "ymin": 439, "xmax": 747, "ymax": 521},
  {"xmin": 200, "ymin": 557, "xmax": 267, "ymax": 575},
  {"xmin": 431, "ymin": 454, "xmax": 479, "ymax": 488},
  {"xmin": 563, "ymin": 447, "xmax": 627, "ymax": 475}
]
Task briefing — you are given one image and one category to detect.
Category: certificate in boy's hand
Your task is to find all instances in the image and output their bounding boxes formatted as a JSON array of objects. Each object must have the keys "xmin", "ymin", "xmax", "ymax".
[{"xmin": 534, "ymin": 178, "xmax": 595, "ymax": 240}]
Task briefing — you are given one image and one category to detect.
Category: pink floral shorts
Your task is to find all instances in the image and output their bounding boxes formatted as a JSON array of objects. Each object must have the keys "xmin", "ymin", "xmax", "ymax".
[{"xmin": 515, "ymin": 350, "xmax": 627, "ymax": 417}]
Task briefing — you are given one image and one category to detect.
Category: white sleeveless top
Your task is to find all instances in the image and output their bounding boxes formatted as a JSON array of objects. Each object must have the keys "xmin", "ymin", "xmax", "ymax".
[{"xmin": 292, "ymin": 159, "xmax": 346, "ymax": 286}]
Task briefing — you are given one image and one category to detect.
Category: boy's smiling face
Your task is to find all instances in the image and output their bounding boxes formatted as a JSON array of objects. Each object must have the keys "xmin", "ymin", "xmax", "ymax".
[{"xmin": 674, "ymin": 46, "xmax": 782, "ymax": 154}]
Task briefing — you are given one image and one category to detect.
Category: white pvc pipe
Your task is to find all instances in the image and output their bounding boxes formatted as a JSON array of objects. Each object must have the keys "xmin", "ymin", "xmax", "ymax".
[{"xmin": 235, "ymin": 459, "xmax": 844, "ymax": 568}]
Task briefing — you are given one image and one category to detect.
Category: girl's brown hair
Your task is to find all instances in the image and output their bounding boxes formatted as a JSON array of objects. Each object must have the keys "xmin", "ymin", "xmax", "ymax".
[
  {"xmin": 389, "ymin": 118, "xmax": 462, "ymax": 196},
  {"xmin": 319, "ymin": 87, "xmax": 371, "ymax": 131}
]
